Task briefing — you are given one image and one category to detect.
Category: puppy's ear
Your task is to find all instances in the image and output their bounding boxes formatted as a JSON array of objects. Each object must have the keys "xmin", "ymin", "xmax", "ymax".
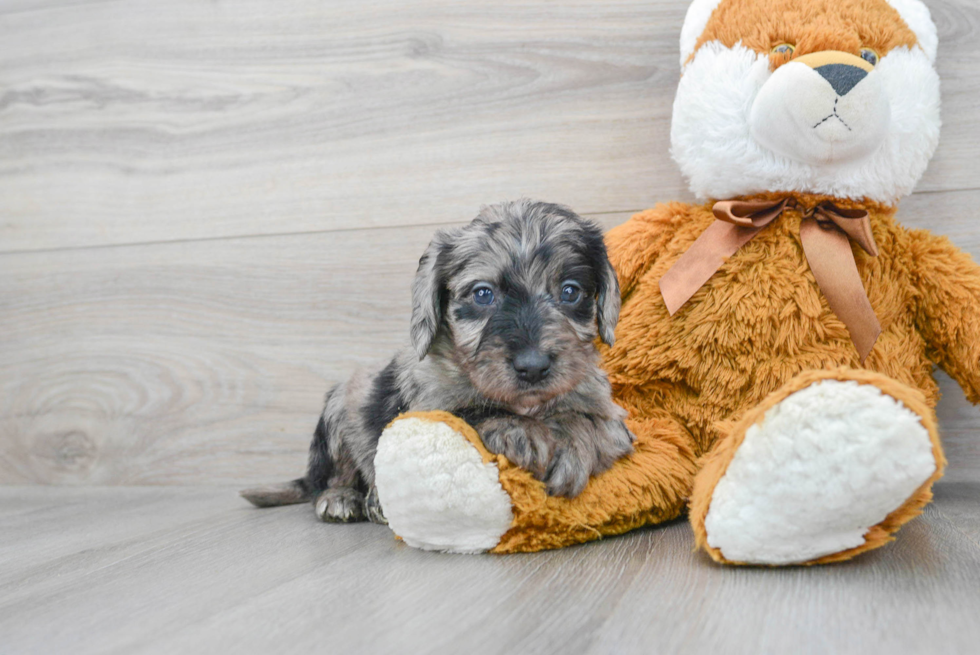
[
  {"xmin": 580, "ymin": 221, "xmax": 621, "ymax": 346},
  {"xmin": 411, "ymin": 230, "xmax": 451, "ymax": 360},
  {"xmin": 596, "ymin": 256, "xmax": 621, "ymax": 346}
]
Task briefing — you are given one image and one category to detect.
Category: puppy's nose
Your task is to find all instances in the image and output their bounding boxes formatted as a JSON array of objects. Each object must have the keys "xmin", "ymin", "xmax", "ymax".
[
  {"xmin": 814, "ymin": 63, "xmax": 868, "ymax": 96},
  {"xmin": 513, "ymin": 349, "xmax": 551, "ymax": 384}
]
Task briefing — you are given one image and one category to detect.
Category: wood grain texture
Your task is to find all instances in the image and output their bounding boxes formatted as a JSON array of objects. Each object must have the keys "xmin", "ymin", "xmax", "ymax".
[
  {"xmin": 1, "ymin": 207, "xmax": 977, "ymax": 486},
  {"xmin": 1, "ymin": 0, "xmax": 979, "ymax": 487},
  {"xmin": 0, "ymin": 0, "xmax": 691, "ymax": 252},
  {"xmin": 0, "ymin": 485, "xmax": 978, "ymax": 655},
  {"xmin": 2, "ymin": 3, "xmax": 979, "ymax": 652},
  {"xmin": 1, "ymin": 0, "xmax": 978, "ymax": 252},
  {"xmin": 0, "ymin": 217, "xmax": 641, "ymax": 485}
]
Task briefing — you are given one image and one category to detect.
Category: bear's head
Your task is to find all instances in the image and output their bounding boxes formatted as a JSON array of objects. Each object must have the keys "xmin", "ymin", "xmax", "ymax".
[{"xmin": 671, "ymin": 0, "xmax": 940, "ymax": 204}]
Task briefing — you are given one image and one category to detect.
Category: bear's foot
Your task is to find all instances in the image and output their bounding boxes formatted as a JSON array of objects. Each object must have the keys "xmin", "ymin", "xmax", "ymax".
[
  {"xmin": 691, "ymin": 370, "xmax": 944, "ymax": 565},
  {"xmin": 374, "ymin": 412, "xmax": 514, "ymax": 553}
]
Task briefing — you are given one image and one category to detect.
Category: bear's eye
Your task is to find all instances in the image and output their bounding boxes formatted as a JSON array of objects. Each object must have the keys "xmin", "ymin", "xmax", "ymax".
[
  {"xmin": 473, "ymin": 285, "xmax": 495, "ymax": 306},
  {"xmin": 771, "ymin": 43, "xmax": 795, "ymax": 56},
  {"xmin": 860, "ymin": 48, "xmax": 879, "ymax": 66},
  {"xmin": 560, "ymin": 283, "xmax": 582, "ymax": 304}
]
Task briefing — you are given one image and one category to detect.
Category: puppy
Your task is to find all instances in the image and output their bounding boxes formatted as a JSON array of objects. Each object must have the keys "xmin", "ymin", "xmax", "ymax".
[{"xmin": 241, "ymin": 199, "xmax": 634, "ymax": 523}]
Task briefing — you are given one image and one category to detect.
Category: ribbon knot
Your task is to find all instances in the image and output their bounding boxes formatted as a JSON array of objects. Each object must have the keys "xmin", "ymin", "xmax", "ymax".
[{"xmin": 659, "ymin": 198, "xmax": 881, "ymax": 362}]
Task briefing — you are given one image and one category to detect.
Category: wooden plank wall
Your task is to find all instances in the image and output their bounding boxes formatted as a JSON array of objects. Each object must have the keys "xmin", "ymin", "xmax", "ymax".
[{"xmin": 1, "ymin": 0, "xmax": 978, "ymax": 485}]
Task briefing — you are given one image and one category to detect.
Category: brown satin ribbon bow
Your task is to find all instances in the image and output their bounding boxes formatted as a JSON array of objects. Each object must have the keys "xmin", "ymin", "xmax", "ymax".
[{"xmin": 659, "ymin": 198, "xmax": 881, "ymax": 362}]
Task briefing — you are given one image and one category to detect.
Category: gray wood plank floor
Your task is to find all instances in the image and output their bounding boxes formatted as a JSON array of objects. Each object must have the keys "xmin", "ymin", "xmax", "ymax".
[
  {"xmin": 2, "ymin": 1, "xmax": 980, "ymax": 653},
  {"xmin": 1, "ymin": 484, "xmax": 979, "ymax": 655}
]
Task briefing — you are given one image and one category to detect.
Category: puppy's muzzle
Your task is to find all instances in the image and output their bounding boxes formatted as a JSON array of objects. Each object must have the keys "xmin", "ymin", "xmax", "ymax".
[{"xmin": 513, "ymin": 348, "xmax": 552, "ymax": 384}]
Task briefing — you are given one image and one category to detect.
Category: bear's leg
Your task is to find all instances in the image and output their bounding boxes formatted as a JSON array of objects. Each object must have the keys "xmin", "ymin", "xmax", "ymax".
[
  {"xmin": 689, "ymin": 368, "xmax": 946, "ymax": 565},
  {"xmin": 374, "ymin": 409, "xmax": 698, "ymax": 553},
  {"xmin": 491, "ymin": 410, "xmax": 699, "ymax": 553}
]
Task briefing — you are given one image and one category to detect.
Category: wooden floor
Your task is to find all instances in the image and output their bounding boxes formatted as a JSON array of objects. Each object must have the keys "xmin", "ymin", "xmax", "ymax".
[
  {"xmin": 3, "ymin": 0, "xmax": 980, "ymax": 653},
  {"xmin": 1, "ymin": 484, "xmax": 979, "ymax": 655},
  {"xmin": 2, "ymin": 0, "xmax": 979, "ymax": 488}
]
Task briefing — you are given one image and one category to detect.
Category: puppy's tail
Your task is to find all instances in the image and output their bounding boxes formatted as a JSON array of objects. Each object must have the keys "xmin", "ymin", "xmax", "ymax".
[{"xmin": 240, "ymin": 478, "xmax": 313, "ymax": 508}]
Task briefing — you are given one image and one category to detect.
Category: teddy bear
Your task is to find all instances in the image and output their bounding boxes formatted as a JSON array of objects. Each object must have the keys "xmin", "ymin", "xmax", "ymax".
[{"xmin": 371, "ymin": 0, "xmax": 977, "ymax": 565}]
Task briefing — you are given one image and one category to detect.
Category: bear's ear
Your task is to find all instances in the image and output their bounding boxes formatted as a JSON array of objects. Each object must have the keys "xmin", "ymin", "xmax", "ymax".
[
  {"xmin": 886, "ymin": 0, "xmax": 938, "ymax": 64},
  {"xmin": 677, "ymin": 0, "xmax": 940, "ymax": 69},
  {"xmin": 679, "ymin": 0, "xmax": 724, "ymax": 68},
  {"xmin": 410, "ymin": 230, "xmax": 454, "ymax": 360}
]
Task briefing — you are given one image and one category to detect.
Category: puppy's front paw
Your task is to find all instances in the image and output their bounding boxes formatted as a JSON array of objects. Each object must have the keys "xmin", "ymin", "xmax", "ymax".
[
  {"xmin": 314, "ymin": 488, "xmax": 366, "ymax": 523},
  {"xmin": 365, "ymin": 485, "xmax": 387, "ymax": 525},
  {"xmin": 596, "ymin": 419, "xmax": 635, "ymax": 470},
  {"xmin": 544, "ymin": 447, "xmax": 590, "ymax": 498},
  {"xmin": 541, "ymin": 414, "xmax": 635, "ymax": 498},
  {"xmin": 477, "ymin": 416, "xmax": 555, "ymax": 480}
]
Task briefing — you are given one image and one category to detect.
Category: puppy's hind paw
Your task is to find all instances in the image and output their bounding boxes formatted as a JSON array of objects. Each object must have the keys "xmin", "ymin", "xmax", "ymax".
[{"xmin": 314, "ymin": 488, "xmax": 366, "ymax": 523}]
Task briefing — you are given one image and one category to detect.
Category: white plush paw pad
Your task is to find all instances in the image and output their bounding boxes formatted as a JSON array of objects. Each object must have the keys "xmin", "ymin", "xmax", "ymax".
[
  {"xmin": 704, "ymin": 380, "xmax": 937, "ymax": 564},
  {"xmin": 374, "ymin": 417, "xmax": 513, "ymax": 554}
]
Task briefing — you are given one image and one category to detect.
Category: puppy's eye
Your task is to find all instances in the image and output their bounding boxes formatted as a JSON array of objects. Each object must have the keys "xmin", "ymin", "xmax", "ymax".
[
  {"xmin": 560, "ymin": 283, "xmax": 582, "ymax": 304},
  {"xmin": 771, "ymin": 43, "xmax": 795, "ymax": 56},
  {"xmin": 860, "ymin": 48, "xmax": 879, "ymax": 66},
  {"xmin": 473, "ymin": 285, "xmax": 495, "ymax": 306}
]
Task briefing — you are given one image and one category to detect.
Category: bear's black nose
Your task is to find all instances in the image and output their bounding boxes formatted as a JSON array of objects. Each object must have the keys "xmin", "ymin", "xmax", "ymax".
[
  {"xmin": 513, "ymin": 349, "xmax": 551, "ymax": 384},
  {"xmin": 814, "ymin": 63, "xmax": 868, "ymax": 97}
]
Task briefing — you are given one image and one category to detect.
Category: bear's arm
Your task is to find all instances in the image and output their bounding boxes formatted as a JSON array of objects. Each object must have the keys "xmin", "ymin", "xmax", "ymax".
[
  {"xmin": 909, "ymin": 228, "xmax": 980, "ymax": 403},
  {"xmin": 604, "ymin": 202, "xmax": 696, "ymax": 297}
]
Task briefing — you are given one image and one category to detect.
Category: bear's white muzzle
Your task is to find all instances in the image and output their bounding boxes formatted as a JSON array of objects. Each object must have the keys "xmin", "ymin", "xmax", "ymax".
[{"xmin": 750, "ymin": 51, "xmax": 891, "ymax": 166}]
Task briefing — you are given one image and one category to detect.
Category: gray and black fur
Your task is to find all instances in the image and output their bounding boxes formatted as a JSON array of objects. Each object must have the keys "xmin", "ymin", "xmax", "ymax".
[{"xmin": 240, "ymin": 199, "xmax": 634, "ymax": 523}]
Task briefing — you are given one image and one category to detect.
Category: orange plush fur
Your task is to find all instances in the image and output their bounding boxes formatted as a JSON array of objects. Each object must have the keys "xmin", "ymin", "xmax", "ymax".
[
  {"xmin": 379, "ymin": 0, "xmax": 971, "ymax": 562},
  {"xmin": 425, "ymin": 191, "xmax": 971, "ymax": 558},
  {"xmin": 690, "ymin": 0, "xmax": 918, "ymax": 68},
  {"xmin": 393, "ymin": 411, "xmax": 696, "ymax": 554},
  {"xmin": 602, "ymin": 192, "xmax": 978, "ymax": 562}
]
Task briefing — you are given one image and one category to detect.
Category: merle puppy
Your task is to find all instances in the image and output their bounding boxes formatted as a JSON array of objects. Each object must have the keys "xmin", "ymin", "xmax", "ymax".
[{"xmin": 241, "ymin": 199, "xmax": 634, "ymax": 523}]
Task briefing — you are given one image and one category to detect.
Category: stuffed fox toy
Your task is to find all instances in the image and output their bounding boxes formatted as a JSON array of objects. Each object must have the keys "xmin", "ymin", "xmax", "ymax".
[{"xmin": 372, "ymin": 0, "xmax": 977, "ymax": 565}]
